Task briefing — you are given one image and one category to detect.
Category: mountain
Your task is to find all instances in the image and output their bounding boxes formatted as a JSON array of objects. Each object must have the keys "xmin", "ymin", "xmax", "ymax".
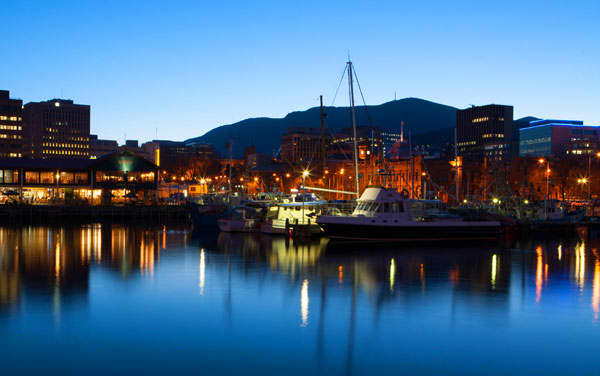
[{"xmin": 186, "ymin": 98, "xmax": 458, "ymax": 157}]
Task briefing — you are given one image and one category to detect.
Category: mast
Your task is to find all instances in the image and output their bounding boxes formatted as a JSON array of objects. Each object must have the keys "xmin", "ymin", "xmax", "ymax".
[
  {"xmin": 319, "ymin": 95, "xmax": 327, "ymax": 173},
  {"xmin": 409, "ymin": 130, "xmax": 414, "ymax": 198},
  {"xmin": 228, "ymin": 138, "xmax": 233, "ymax": 194},
  {"xmin": 347, "ymin": 61, "xmax": 360, "ymax": 197},
  {"xmin": 454, "ymin": 128, "xmax": 459, "ymax": 203}
]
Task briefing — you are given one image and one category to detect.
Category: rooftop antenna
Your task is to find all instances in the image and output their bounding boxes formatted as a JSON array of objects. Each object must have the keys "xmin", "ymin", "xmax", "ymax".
[{"xmin": 394, "ymin": 91, "xmax": 397, "ymax": 101}]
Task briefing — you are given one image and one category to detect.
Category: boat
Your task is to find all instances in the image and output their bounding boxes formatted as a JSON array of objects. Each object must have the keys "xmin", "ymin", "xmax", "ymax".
[
  {"xmin": 317, "ymin": 186, "xmax": 502, "ymax": 242},
  {"xmin": 217, "ymin": 204, "xmax": 266, "ymax": 233},
  {"xmin": 261, "ymin": 191, "xmax": 328, "ymax": 236},
  {"xmin": 190, "ymin": 194, "xmax": 229, "ymax": 230}
]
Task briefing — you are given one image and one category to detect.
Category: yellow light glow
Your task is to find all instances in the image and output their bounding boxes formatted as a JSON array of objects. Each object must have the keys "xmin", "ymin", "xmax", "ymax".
[
  {"xmin": 536, "ymin": 246, "xmax": 543, "ymax": 303},
  {"xmin": 390, "ymin": 258, "xmax": 396, "ymax": 292},
  {"xmin": 492, "ymin": 198, "xmax": 499, "ymax": 204},
  {"xmin": 558, "ymin": 244, "xmax": 562, "ymax": 260},
  {"xmin": 302, "ymin": 170, "xmax": 309, "ymax": 178},
  {"xmin": 538, "ymin": 158, "xmax": 545, "ymax": 164},
  {"xmin": 593, "ymin": 260, "xmax": 600, "ymax": 321},
  {"xmin": 199, "ymin": 249, "xmax": 205, "ymax": 295},
  {"xmin": 576, "ymin": 242, "xmax": 585, "ymax": 290},
  {"xmin": 524, "ymin": 199, "xmax": 529, "ymax": 204},
  {"xmin": 300, "ymin": 279, "xmax": 309, "ymax": 327},
  {"xmin": 491, "ymin": 254, "xmax": 498, "ymax": 289}
]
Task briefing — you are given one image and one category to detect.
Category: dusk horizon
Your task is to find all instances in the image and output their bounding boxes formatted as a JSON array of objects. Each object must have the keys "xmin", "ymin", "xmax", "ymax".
[
  {"xmin": 2, "ymin": 0, "xmax": 598, "ymax": 143},
  {"xmin": 2, "ymin": 2, "xmax": 600, "ymax": 375}
]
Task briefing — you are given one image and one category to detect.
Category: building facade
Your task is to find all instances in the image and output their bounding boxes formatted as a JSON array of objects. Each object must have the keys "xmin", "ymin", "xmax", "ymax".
[
  {"xmin": 281, "ymin": 127, "xmax": 325, "ymax": 165},
  {"xmin": 519, "ymin": 119, "xmax": 600, "ymax": 158},
  {"xmin": 90, "ymin": 134, "xmax": 118, "ymax": 159},
  {"xmin": 24, "ymin": 99, "xmax": 90, "ymax": 159},
  {"xmin": 0, "ymin": 90, "xmax": 24, "ymax": 158},
  {"xmin": 456, "ymin": 104, "xmax": 514, "ymax": 162},
  {"xmin": 0, "ymin": 150, "xmax": 158, "ymax": 204}
]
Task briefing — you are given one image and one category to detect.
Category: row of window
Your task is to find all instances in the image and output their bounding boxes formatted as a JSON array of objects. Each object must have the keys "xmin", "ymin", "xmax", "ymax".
[
  {"xmin": 482, "ymin": 133, "xmax": 504, "ymax": 139},
  {"xmin": 42, "ymin": 150, "xmax": 88, "ymax": 156},
  {"xmin": 0, "ymin": 134, "xmax": 22, "ymax": 139},
  {"xmin": 42, "ymin": 142, "xmax": 89, "ymax": 148},
  {"xmin": 0, "ymin": 125, "xmax": 22, "ymax": 130},
  {"xmin": 0, "ymin": 116, "xmax": 21, "ymax": 121}
]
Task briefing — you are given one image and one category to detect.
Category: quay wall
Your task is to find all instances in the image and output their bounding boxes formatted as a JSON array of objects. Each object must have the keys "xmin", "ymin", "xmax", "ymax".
[{"xmin": 0, "ymin": 204, "xmax": 190, "ymax": 225}]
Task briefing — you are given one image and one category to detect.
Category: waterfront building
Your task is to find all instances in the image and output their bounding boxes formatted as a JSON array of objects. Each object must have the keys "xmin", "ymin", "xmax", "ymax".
[
  {"xmin": 381, "ymin": 130, "xmax": 403, "ymax": 155},
  {"xmin": 281, "ymin": 127, "xmax": 325, "ymax": 165},
  {"xmin": 141, "ymin": 140, "xmax": 218, "ymax": 171},
  {"xmin": 0, "ymin": 90, "xmax": 24, "ymax": 158},
  {"xmin": 24, "ymin": 98, "xmax": 90, "ymax": 159},
  {"xmin": 0, "ymin": 150, "xmax": 158, "ymax": 204},
  {"xmin": 519, "ymin": 119, "xmax": 600, "ymax": 158},
  {"xmin": 456, "ymin": 104, "xmax": 514, "ymax": 162},
  {"xmin": 90, "ymin": 134, "xmax": 118, "ymax": 159},
  {"xmin": 331, "ymin": 126, "xmax": 383, "ymax": 161}
]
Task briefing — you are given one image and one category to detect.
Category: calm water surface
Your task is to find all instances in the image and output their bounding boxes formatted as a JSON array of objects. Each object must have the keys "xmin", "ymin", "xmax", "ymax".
[{"xmin": 1, "ymin": 225, "xmax": 600, "ymax": 375}]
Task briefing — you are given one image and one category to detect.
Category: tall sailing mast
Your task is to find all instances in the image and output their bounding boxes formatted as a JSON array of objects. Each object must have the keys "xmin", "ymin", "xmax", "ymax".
[{"xmin": 347, "ymin": 60, "xmax": 360, "ymax": 197}]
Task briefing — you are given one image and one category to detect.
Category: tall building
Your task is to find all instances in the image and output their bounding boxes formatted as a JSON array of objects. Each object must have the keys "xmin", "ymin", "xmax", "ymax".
[
  {"xmin": 281, "ymin": 127, "xmax": 326, "ymax": 165},
  {"xmin": 24, "ymin": 99, "xmax": 90, "ymax": 159},
  {"xmin": 519, "ymin": 119, "xmax": 600, "ymax": 158},
  {"xmin": 0, "ymin": 90, "xmax": 24, "ymax": 158},
  {"xmin": 456, "ymin": 104, "xmax": 514, "ymax": 162}
]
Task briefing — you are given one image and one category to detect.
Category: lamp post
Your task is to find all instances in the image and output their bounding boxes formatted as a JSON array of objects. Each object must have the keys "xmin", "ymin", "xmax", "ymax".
[
  {"xmin": 302, "ymin": 170, "xmax": 309, "ymax": 224},
  {"xmin": 587, "ymin": 152, "xmax": 600, "ymax": 201},
  {"xmin": 538, "ymin": 158, "xmax": 550, "ymax": 219}
]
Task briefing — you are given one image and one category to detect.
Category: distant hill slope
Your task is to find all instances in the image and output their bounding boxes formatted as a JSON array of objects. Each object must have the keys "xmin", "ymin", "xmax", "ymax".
[{"xmin": 186, "ymin": 98, "xmax": 458, "ymax": 157}]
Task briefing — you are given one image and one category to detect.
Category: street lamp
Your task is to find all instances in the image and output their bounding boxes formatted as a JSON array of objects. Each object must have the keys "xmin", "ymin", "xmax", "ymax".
[
  {"xmin": 301, "ymin": 170, "xmax": 310, "ymax": 223},
  {"xmin": 538, "ymin": 158, "xmax": 550, "ymax": 219}
]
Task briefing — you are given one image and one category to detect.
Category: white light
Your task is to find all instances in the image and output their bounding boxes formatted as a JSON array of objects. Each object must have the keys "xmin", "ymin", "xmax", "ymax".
[{"xmin": 54, "ymin": 102, "xmax": 60, "ymax": 107}]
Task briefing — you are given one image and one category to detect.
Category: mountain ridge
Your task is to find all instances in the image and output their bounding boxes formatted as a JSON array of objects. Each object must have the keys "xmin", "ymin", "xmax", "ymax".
[{"xmin": 186, "ymin": 98, "xmax": 537, "ymax": 157}]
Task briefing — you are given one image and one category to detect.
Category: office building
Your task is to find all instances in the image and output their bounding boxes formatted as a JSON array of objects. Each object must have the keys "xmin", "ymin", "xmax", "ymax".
[
  {"xmin": 0, "ymin": 90, "xmax": 24, "ymax": 158},
  {"xmin": 281, "ymin": 127, "xmax": 326, "ymax": 165},
  {"xmin": 456, "ymin": 104, "xmax": 514, "ymax": 162},
  {"xmin": 519, "ymin": 119, "xmax": 600, "ymax": 158},
  {"xmin": 24, "ymin": 98, "xmax": 90, "ymax": 159}
]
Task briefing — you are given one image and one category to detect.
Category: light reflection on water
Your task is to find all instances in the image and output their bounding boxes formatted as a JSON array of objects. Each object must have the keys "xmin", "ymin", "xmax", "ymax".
[{"xmin": 1, "ymin": 225, "xmax": 600, "ymax": 375}]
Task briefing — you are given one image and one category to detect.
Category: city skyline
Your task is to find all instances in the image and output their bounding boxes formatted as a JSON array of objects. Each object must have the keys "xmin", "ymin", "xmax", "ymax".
[{"xmin": 2, "ymin": 0, "xmax": 598, "ymax": 143}]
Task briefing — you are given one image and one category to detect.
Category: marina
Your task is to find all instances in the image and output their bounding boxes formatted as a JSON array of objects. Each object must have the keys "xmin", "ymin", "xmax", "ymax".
[{"xmin": 2, "ymin": 224, "xmax": 600, "ymax": 375}]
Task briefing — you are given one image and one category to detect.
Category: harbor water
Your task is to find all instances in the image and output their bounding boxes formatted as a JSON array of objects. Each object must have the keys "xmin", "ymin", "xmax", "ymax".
[{"xmin": 1, "ymin": 225, "xmax": 600, "ymax": 375}]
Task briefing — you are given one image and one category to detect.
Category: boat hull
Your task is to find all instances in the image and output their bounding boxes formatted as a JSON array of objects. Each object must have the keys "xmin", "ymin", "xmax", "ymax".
[
  {"xmin": 218, "ymin": 218, "xmax": 260, "ymax": 233},
  {"xmin": 318, "ymin": 222, "xmax": 501, "ymax": 241}
]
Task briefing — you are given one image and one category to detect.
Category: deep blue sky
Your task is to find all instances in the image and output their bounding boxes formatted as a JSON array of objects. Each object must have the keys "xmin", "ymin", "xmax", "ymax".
[{"xmin": 2, "ymin": 0, "xmax": 598, "ymax": 143}]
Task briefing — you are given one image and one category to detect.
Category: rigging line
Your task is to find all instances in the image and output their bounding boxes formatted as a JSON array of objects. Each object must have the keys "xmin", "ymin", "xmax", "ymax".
[
  {"xmin": 351, "ymin": 64, "xmax": 374, "ymax": 128},
  {"xmin": 330, "ymin": 64, "xmax": 348, "ymax": 107}
]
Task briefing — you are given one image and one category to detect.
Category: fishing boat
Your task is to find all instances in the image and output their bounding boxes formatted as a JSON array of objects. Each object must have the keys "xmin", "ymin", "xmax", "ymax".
[
  {"xmin": 261, "ymin": 192, "xmax": 328, "ymax": 235},
  {"xmin": 317, "ymin": 186, "xmax": 502, "ymax": 241},
  {"xmin": 217, "ymin": 204, "xmax": 266, "ymax": 233}
]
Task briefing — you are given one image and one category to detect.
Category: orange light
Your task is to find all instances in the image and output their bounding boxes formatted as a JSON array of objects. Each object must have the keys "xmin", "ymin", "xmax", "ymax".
[
  {"xmin": 538, "ymin": 158, "xmax": 545, "ymax": 164},
  {"xmin": 285, "ymin": 173, "xmax": 290, "ymax": 178}
]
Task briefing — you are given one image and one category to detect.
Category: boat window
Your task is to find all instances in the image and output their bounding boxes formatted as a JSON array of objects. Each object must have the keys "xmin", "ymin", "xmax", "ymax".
[
  {"xmin": 384, "ymin": 203, "xmax": 390, "ymax": 212},
  {"xmin": 391, "ymin": 202, "xmax": 398, "ymax": 213},
  {"xmin": 377, "ymin": 204, "xmax": 383, "ymax": 213}
]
